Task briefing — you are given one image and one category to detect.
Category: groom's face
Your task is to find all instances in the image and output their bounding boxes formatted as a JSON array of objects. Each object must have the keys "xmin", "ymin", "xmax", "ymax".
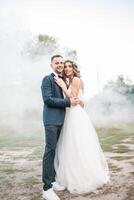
[{"xmin": 51, "ymin": 56, "xmax": 64, "ymax": 74}]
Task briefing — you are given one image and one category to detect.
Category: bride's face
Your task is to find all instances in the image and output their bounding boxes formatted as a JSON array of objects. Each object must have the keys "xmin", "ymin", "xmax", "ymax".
[{"xmin": 64, "ymin": 62, "xmax": 74, "ymax": 77}]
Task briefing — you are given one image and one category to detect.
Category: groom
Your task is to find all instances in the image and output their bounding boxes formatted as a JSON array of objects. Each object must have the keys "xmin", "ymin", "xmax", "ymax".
[{"xmin": 41, "ymin": 55, "xmax": 80, "ymax": 200}]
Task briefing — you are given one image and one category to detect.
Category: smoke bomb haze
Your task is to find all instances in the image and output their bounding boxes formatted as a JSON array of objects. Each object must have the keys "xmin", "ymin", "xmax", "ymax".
[{"xmin": 0, "ymin": 1, "xmax": 134, "ymax": 136}]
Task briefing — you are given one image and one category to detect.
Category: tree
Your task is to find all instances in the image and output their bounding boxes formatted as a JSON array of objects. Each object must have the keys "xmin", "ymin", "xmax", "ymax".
[
  {"xmin": 38, "ymin": 34, "xmax": 59, "ymax": 54},
  {"xmin": 104, "ymin": 75, "xmax": 134, "ymax": 103},
  {"xmin": 22, "ymin": 33, "xmax": 78, "ymax": 61},
  {"xmin": 22, "ymin": 34, "xmax": 59, "ymax": 58}
]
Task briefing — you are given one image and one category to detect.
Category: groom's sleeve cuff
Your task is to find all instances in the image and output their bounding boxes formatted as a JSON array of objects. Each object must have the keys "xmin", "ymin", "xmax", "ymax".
[{"xmin": 64, "ymin": 98, "xmax": 71, "ymax": 107}]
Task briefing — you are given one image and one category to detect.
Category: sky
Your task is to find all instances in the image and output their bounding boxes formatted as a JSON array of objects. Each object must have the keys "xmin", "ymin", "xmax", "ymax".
[{"xmin": 0, "ymin": 0, "xmax": 134, "ymax": 97}]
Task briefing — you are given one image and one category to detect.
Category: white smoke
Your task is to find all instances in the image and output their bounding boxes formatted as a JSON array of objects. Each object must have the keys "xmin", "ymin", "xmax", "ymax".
[
  {"xmin": 0, "ymin": 3, "xmax": 134, "ymax": 135},
  {"xmin": 0, "ymin": 12, "xmax": 51, "ymax": 133},
  {"xmin": 0, "ymin": 9, "xmax": 75, "ymax": 134},
  {"xmin": 85, "ymin": 88, "xmax": 134, "ymax": 129}
]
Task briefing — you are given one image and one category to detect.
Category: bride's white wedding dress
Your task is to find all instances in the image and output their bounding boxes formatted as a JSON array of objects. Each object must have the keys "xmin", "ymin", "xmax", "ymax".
[{"xmin": 54, "ymin": 88, "xmax": 110, "ymax": 194}]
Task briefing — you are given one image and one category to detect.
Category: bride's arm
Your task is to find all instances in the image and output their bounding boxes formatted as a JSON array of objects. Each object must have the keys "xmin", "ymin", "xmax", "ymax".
[
  {"xmin": 54, "ymin": 77, "xmax": 71, "ymax": 98},
  {"xmin": 55, "ymin": 77, "xmax": 84, "ymax": 107},
  {"xmin": 71, "ymin": 78, "xmax": 84, "ymax": 107},
  {"xmin": 54, "ymin": 77, "xmax": 80, "ymax": 98},
  {"xmin": 70, "ymin": 77, "xmax": 81, "ymax": 97}
]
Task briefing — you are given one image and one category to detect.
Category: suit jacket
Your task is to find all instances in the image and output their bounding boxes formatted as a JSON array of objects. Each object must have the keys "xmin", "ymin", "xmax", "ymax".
[{"xmin": 41, "ymin": 73, "xmax": 71, "ymax": 125}]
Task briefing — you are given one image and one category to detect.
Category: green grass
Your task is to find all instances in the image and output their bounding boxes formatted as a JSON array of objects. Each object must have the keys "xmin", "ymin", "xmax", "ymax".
[
  {"xmin": 31, "ymin": 197, "xmax": 41, "ymax": 200},
  {"xmin": 0, "ymin": 132, "xmax": 44, "ymax": 149},
  {"xmin": 97, "ymin": 127, "xmax": 134, "ymax": 153},
  {"xmin": 23, "ymin": 176, "xmax": 40, "ymax": 185},
  {"xmin": 0, "ymin": 125, "xmax": 133, "ymax": 200},
  {"xmin": 113, "ymin": 145, "xmax": 131, "ymax": 153},
  {"xmin": 108, "ymin": 162, "xmax": 122, "ymax": 172},
  {"xmin": 111, "ymin": 156, "xmax": 134, "ymax": 161},
  {"xmin": 27, "ymin": 146, "xmax": 43, "ymax": 160},
  {"xmin": 0, "ymin": 125, "xmax": 133, "ymax": 155},
  {"xmin": 0, "ymin": 164, "xmax": 32, "ymax": 175}
]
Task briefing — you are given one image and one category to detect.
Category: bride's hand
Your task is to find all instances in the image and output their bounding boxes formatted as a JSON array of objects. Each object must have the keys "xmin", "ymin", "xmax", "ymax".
[{"xmin": 54, "ymin": 77, "xmax": 67, "ymax": 89}]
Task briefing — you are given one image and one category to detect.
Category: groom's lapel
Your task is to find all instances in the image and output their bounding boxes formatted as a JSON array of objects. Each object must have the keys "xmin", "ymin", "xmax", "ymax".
[{"xmin": 51, "ymin": 73, "xmax": 55, "ymax": 78}]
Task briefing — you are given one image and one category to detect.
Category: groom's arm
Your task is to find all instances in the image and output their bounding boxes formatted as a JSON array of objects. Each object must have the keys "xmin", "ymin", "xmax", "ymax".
[{"xmin": 41, "ymin": 76, "xmax": 71, "ymax": 108}]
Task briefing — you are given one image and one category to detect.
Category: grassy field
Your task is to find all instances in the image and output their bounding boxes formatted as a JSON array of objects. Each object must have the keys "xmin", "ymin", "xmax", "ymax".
[
  {"xmin": 0, "ymin": 124, "xmax": 134, "ymax": 200},
  {"xmin": 1, "ymin": 124, "xmax": 134, "ymax": 151},
  {"xmin": 98, "ymin": 125, "xmax": 134, "ymax": 153}
]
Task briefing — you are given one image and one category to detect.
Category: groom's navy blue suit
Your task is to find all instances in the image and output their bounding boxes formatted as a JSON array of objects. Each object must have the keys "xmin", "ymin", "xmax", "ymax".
[{"xmin": 41, "ymin": 73, "xmax": 70, "ymax": 191}]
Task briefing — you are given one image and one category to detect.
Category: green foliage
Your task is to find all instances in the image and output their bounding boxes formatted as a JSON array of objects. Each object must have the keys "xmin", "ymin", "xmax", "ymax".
[
  {"xmin": 38, "ymin": 34, "xmax": 56, "ymax": 42},
  {"xmin": 104, "ymin": 75, "xmax": 134, "ymax": 103},
  {"xmin": 22, "ymin": 34, "xmax": 59, "ymax": 57},
  {"xmin": 38, "ymin": 34, "xmax": 58, "ymax": 49},
  {"xmin": 22, "ymin": 33, "xmax": 78, "ymax": 60},
  {"xmin": 36, "ymin": 34, "xmax": 59, "ymax": 55}
]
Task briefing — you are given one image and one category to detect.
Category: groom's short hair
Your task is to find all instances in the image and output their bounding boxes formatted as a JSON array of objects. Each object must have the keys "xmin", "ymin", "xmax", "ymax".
[{"xmin": 51, "ymin": 55, "xmax": 63, "ymax": 63}]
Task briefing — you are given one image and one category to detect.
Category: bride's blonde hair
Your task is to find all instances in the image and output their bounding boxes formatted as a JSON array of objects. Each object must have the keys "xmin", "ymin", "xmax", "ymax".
[
  {"xmin": 64, "ymin": 60, "xmax": 81, "ymax": 78},
  {"xmin": 64, "ymin": 60, "xmax": 84, "ymax": 91}
]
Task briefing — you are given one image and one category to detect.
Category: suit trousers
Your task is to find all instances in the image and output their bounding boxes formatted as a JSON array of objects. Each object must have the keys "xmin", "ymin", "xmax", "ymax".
[{"xmin": 42, "ymin": 125, "xmax": 62, "ymax": 191}]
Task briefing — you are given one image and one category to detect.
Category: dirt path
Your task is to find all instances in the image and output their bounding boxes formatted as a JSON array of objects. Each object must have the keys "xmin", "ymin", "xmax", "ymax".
[{"xmin": 0, "ymin": 148, "xmax": 134, "ymax": 200}]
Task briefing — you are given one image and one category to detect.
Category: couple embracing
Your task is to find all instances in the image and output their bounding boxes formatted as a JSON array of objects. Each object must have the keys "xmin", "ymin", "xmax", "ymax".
[{"xmin": 41, "ymin": 55, "xmax": 110, "ymax": 200}]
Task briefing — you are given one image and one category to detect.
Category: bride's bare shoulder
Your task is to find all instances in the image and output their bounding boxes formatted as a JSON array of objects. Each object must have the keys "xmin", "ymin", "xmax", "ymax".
[
  {"xmin": 72, "ymin": 77, "xmax": 84, "ymax": 90},
  {"xmin": 72, "ymin": 77, "xmax": 81, "ymax": 84}
]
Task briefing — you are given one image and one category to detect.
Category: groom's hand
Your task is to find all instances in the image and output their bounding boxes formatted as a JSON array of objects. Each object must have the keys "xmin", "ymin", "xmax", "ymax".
[
  {"xmin": 70, "ymin": 97, "xmax": 81, "ymax": 106},
  {"xmin": 79, "ymin": 100, "xmax": 84, "ymax": 108}
]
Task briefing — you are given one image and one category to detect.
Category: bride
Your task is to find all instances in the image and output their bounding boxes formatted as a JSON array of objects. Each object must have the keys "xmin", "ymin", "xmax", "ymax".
[{"xmin": 54, "ymin": 60, "xmax": 110, "ymax": 194}]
